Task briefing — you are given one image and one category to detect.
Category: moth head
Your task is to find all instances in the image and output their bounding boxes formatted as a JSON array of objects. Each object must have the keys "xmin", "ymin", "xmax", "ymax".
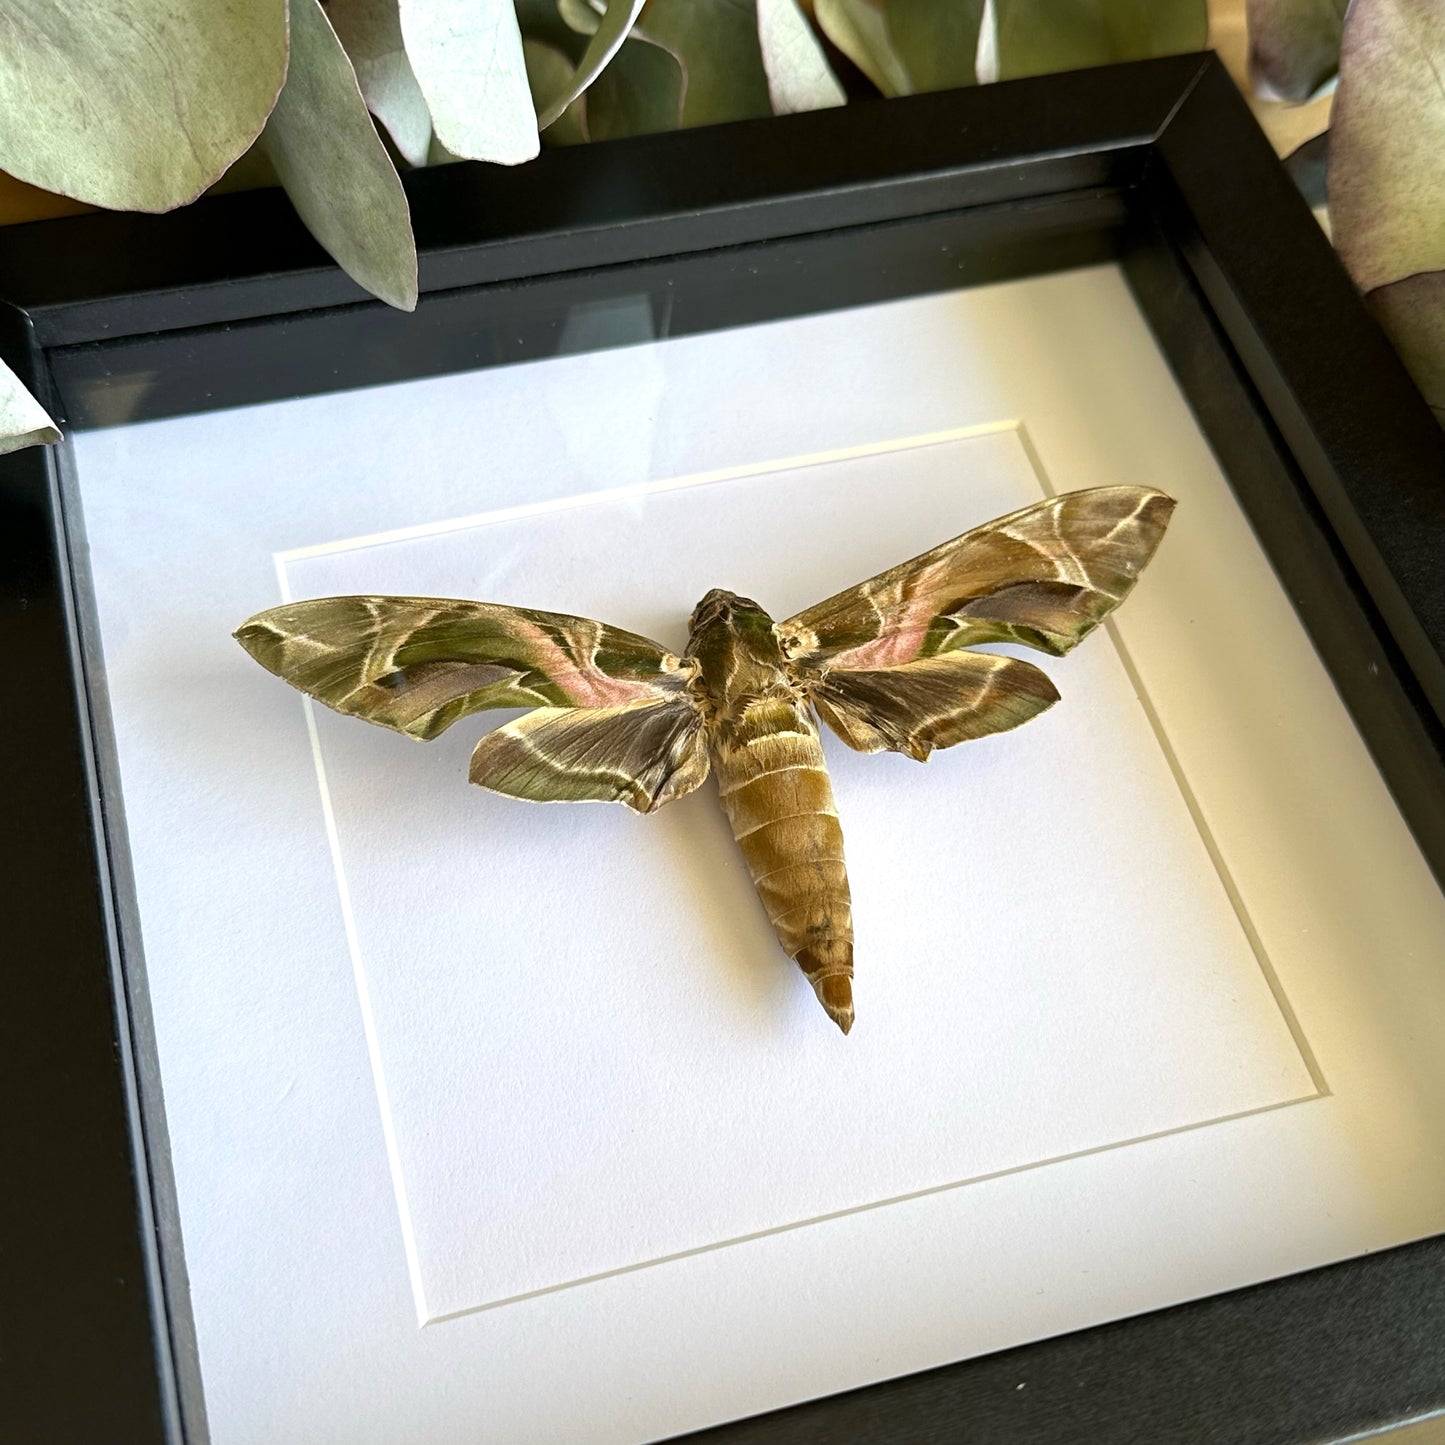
[{"xmin": 688, "ymin": 588, "xmax": 767, "ymax": 633}]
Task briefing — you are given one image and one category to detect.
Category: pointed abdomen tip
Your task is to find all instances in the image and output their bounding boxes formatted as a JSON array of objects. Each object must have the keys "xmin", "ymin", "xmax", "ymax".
[{"xmin": 816, "ymin": 973, "xmax": 854, "ymax": 1035}]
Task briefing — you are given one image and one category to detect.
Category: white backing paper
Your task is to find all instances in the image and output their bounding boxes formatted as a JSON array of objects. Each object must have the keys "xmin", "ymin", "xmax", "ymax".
[{"xmin": 287, "ymin": 427, "xmax": 1312, "ymax": 1320}]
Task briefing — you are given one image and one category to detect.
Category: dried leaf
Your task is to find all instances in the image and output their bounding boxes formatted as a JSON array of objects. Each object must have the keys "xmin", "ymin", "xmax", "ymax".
[
  {"xmin": 399, "ymin": 0, "xmax": 539, "ymax": 163},
  {"xmin": 757, "ymin": 0, "xmax": 846, "ymax": 113},
  {"xmin": 0, "ymin": 0, "xmax": 286, "ymax": 212},
  {"xmin": 814, "ymin": 0, "xmax": 913, "ymax": 95},
  {"xmin": 327, "ymin": 0, "xmax": 433, "ymax": 166},
  {"xmin": 585, "ymin": 32, "xmax": 686, "ymax": 138},
  {"xmin": 1247, "ymin": 0, "xmax": 1346, "ymax": 101},
  {"xmin": 989, "ymin": 0, "xmax": 1208, "ymax": 81},
  {"xmin": 0, "ymin": 356, "xmax": 59, "ymax": 455},
  {"xmin": 263, "ymin": 0, "xmax": 417, "ymax": 310},
  {"xmin": 524, "ymin": 40, "xmax": 589, "ymax": 143},
  {"xmin": 638, "ymin": 0, "xmax": 774, "ymax": 125},
  {"xmin": 1369, "ymin": 272, "xmax": 1445, "ymax": 424},
  {"xmin": 1330, "ymin": 0, "xmax": 1445, "ymax": 293},
  {"xmin": 884, "ymin": 0, "xmax": 983, "ymax": 90},
  {"xmin": 535, "ymin": 0, "xmax": 647, "ymax": 129}
]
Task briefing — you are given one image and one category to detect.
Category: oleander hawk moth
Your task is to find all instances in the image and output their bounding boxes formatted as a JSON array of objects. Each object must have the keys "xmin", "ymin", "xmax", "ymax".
[{"xmin": 236, "ymin": 486, "xmax": 1174, "ymax": 1035}]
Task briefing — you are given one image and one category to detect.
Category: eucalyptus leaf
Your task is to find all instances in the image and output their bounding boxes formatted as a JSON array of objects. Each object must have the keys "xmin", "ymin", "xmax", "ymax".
[
  {"xmin": 327, "ymin": 0, "xmax": 434, "ymax": 166},
  {"xmin": 515, "ymin": 0, "xmax": 588, "ymax": 57},
  {"xmin": 559, "ymin": 0, "xmax": 602, "ymax": 34},
  {"xmin": 1330, "ymin": 0, "xmax": 1445, "ymax": 293},
  {"xmin": 1369, "ymin": 271, "xmax": 1445, "ymax": 424},
  {"xmin": 534, "ymin": 0, "xmax": 646, "ymax": 129},
  {"xmin": 638, "ymin": 0, "xmax": 774, "ymax": 126},
  {"xmin": 513, "ymin": 0, "xmax": 589, "ymax": 125},
  {"xmin": 263, "ymin": 0, "xmax": 417, "ymax": 310},
  {"xmin": 585, "ymin": 32, "xmax": 687, "ymax": 138},
  {"xmin": 1284, "ymin": 129, "xmax": 1329, "ymax": 209},
  {"xmin": 399, "ymin": 0, "xmax": 539, "ymax": 163},
  {"xmin": 0, "ymin": 356, "xmax": 59, "ymax": 455},
  {"xmin": 989, "ymin": 0, "xmax": 1208, "ymax": 81},
  {"xmin": 758, "ymin": 0, "xmax": 846, "ymax": 113},
  {"xmin": 207, "ymin": 142, "xmax": 281, "ymax": 196},
  {"xmin": 517, "ymin": 0, "xmax": 684, "ymax": 140},
  {"xmin": 0, "ymin": 0, "xmax": 286, "ymax": 212},
  {"xmin": 524, "ymin": 40, "xmax": 589, "ymax": 143},
  {"xmin": 426, "ymin": 134, "xmax": 467, "ymax": 166},
  {"xmin": 884, "ymin": 0, "xmax": 984, "ymax": 90},
  {"xmin": 814, "ymin": 0, "xmax": 913, "ymax": 96},
  {"xmin": 1247, "ymin": 0, "xmax": 1346, "ymax": 102}
]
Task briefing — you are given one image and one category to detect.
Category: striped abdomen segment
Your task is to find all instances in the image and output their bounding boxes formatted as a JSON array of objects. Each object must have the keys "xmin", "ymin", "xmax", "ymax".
[{"xmin": 713, "ymin": 696, "xmax": 855, "ymax": 1033}]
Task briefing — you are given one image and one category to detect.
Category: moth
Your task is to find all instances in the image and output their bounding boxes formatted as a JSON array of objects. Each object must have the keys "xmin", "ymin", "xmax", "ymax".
[{"xmin": 236, "ymin": 485, "xmax": 1174, "ymax": 1035}]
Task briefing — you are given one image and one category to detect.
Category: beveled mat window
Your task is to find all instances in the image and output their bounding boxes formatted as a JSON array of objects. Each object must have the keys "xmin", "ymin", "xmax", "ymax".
[{"xmin": 4, "ymin": 53, "xmax": 1444, "ymax": 1445}]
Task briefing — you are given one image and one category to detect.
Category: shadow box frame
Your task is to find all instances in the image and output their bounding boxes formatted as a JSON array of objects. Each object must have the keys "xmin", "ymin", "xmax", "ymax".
[{"xmin": 3, "ymin": 49, "xmax": 1445, "ymax": 1445}]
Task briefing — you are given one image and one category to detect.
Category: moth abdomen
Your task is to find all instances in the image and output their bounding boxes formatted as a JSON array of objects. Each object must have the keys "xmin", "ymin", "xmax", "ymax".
[{"xmin": 713, "ymin": 703, "xmax": 856, "ymax": 1034}]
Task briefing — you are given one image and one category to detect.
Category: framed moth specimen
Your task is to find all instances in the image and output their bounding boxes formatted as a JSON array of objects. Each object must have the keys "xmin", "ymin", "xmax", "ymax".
[
  {"xmin": 5, "ymin": 51, "xmax": 1445, "ymax": 1445},
  {"xmin": 235, "ymin": 488, "xmax": 1174, "ymax": 1034}
]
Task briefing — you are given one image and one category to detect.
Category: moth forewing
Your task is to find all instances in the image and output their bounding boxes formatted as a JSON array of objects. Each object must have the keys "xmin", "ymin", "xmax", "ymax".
[
  {"xmin": 777, "ymin": 486, "xmax": 1176, "ymax": 671},
  {"xmin": 232, "ymin": 595, "xmax": 691, "ymax": 739}
]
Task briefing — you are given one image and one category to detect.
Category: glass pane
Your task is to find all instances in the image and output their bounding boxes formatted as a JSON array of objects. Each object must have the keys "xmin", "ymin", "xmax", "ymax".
[{"xmin": 61, "ymin": 242, "xmax": 1445, "ymax": 1444}]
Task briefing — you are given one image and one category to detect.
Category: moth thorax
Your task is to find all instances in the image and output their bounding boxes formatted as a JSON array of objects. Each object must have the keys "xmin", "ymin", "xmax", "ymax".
[
  {"xmin": 687, "ymin": 588, "xmax": 767, "ymax": 633},
  {"xmin": 685, "ymin": 592, "xmax": 787, "ymax": 708}
]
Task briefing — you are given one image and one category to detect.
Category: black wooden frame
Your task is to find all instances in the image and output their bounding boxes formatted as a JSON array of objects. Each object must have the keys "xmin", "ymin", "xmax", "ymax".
[{"xmin": 3, "ymin": 53, "xmax": 1443, "ymax": 1445}]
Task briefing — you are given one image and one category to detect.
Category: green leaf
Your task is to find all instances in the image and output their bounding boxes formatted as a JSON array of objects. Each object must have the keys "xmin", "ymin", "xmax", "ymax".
[
  {"xmin": 757, "ymin": 0, "xmax": 846, "ymax": 113},
  {"xmin": 884, "ymin": 0, "xmax": 983, "ymax": 90},
  {"xmin": 0, "ymin": 0, "xmax": 286, "ymax": 212},
  {"xmin": 327, "ymin": 0, "xmax": 434, "ymax": 167},
  {"xmin": 988, "ymin": 0, "xmax": 1208, "ymax": 81},
  {"xmin": 1369, "ymin": 272, "xmax": 1445, "ymax": 424},
  {"xmin": 1247, "ymin": 0, "xmax": 1346, "ymax": 101},
  {"xmin": 399, "ymin": 0, "xmax": 539, "ymax": 163},
  {"xmin": 0, "ymin": 356, "xmax": 59, "ymax": 455},
  {"xmin": 263, "ymin": 0, "xmax": 417, "ymax": 310},
  {"xmin": 815, "ymin": 0, "xmax": 913, "ymax": 96},
  {"xmin": 524, "ymin": 40, "xmax": 589, "ymax": 143},
  {"xmin": 585, "ymin": 32, "xmax": 687, "ymax": 137},
  {"xmin": 1330, "ymin": 0, "xmax": 1445, "ymax": 293},
  {"xmin": 535, "ymin": 0, "xmax": 646, "ymax": 129},
  {"xmin": 637, "ymin": 0, "xmax": 774, "ymax": 126}
]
